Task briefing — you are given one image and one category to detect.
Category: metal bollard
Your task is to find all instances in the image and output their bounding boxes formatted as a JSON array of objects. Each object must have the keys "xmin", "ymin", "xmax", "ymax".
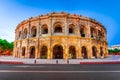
[
  {"xmin": 34, "ymin": 59, "xmax": 36, "ymax": 64},
  {"xmin": 56, "ymin": 60, "xmax": 58, "ymax": 64},
  {"xmin": 67, "ymin": 60, "xmax": 69, "ymax": 64}
]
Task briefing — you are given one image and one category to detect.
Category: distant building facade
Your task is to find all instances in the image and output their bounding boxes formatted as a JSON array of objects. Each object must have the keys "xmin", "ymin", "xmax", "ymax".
[
  {"xmin": 108, "ymin": 44, "xmax": 120, "ymax": 50},
  {"xmin": 13, "ymin": 12, "xmax": 108, "ymax": 59}
]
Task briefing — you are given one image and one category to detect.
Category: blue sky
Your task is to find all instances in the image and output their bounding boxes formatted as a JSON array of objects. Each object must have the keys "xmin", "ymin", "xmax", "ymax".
[{"xmin": 0, "ymin": 0, "xmax": 120, "ymax": 46}]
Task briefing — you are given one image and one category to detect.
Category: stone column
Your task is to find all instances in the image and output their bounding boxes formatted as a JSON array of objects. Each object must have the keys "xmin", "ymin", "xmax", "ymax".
[
  {"xmin": 87, "ymin": 21, "xmax": 91, "ymax": 38},
  {"xmin": 49, "ymin": 14, "xmax": 52, "ymax": 35},
  {"xmin": 49, "ymin": 44, "xmax": 53, "ymax": 59},
  {"xmin": 19, "ymin": 41, "xmax": 22, "ymax": 58},
  {"xmin": 49, "ymin": 15, "xmax": 52, "ymax": 59},
  {"xmin": 25, "ymin": 44, "xmax": 29, "ymax": 58},
  {"xmin": 35, "ymin": 40, "xmax": 39, "ymax": 59},
  {"xmin": 47, "ymin": 46, "xmax": 51, "ymax": 59},
  {"xmin": 63, "ymin": 37, "xmax": 68, "ymax": 60},
  {"xmin": 88, "ymin": 43, "xmax": 92, "ymax": 58},
  {"xmin": 96, "ymin": 28, "xmax": 98, "ymax": 39},
  {"xmin": 65, "ymin": 16, "xmax": 68, "ymax": 35},
  {"xmin": 49, "ymin": 37, "xmax": 53, "ymax": 59},
  {"xmin": 104, "ymin": 45, "xmax": 109, "ymax": 58},
  {"xmin": 25, "ymin": 22, "xmax": 30, "ymax": 58},
  {"xmin": 97, "ymin": 46, "xmax": 101, "ymax": 58},
  {"xmin": 77, "ymin": 42, "xmax": 82, "ymax": 59},
  {"xmin": 77, "ymin": 20, "xmax": 80, "ymax": 36},
  {"xmin": 64, "ymin": 45, "xmax": 68, "ymax": 60},
  {"xmin": 35, "ymin": 20, "xmax": 40, "ymax": 59}
]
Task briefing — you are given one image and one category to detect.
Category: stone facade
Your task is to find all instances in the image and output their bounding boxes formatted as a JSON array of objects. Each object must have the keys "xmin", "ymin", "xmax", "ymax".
[{"xmin": 13, "ymin": 12, "xmax": 108, "ymax": 59}]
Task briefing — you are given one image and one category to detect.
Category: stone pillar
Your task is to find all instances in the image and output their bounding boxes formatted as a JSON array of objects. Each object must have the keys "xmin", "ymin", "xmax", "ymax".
[
  {"xmin": 35, "ymin": 20, "xmax": 40, "ymax": 59},
  {"xmin": 87, "ymin": 21, "xmax": 91, "ymax": 38},
  {"xmin": 28, "ymin": 21, "xmax": 31, "ymax": 38},
  {"xmin": 50, "ymin": 45, "xmax": 53, "ymax": 59},
  {"xmin": 76, "ymin": 47, "xmax": 78, "ymax": 59},
  {"xmin": 35, "ymin": 42, "xmax": 39, "ymax": 59},
  {"xmin": 25, "ymin": 44, "xmax": 29, "ymax": 58},
  {"xmin": 49, "ymin": 15, "xmax": 52, "ymax": 59},
  {"xmin": 37, "ymin": 24, "xmax": 39, "ymax": 38},
  {"xmin": 65, "ymin": 16, "xmax": 68, "ymax": 35},
  {"xmin": 77, "ymin": 44, "xmax": 82, "ymax": 59},
  {"xmin": 19, "ymin": 47, "xmax": 22, "ymax": 58},
  {"xmin": 96, "ymin": 29, "xmax": 98, "ymax": 39},
  {"xmin": 104, "ymin": 45, "xmax": 109, "ymax": 58},
  {"xmin": 19, "ymin": 41, "xmax": 22, "ymax": 58},
  {"xmin": 64, "ymin": 45, "xmax": 68, "ymax": 60},
  {"xmin": 88, "ymin": 43, "xmax": 92, "ymax": 58},
  {"xmin": 25, "ymin": 22, "xmax": 30, "ymax": 58},
  {"xmin": 77, "ymin": 20, "xmax": 80, "ymax": 36},
  {"xmin": 49, "ymin": 14, "xmax": 52, "ymax": 35},
  {"xmin": 13, "ymin": 42, "xmax": 16, "ymax": 57},
  {"xmin": 97, "ymin": 46, "xmax": 101, "ymax": 58},
  {"xmin": 49, "ymin": 37, "xmax": 53, "ymax": 59},
  {"xmin": 49, "ymin": 15, "xmax": 52, "ymax": 35},
  {"xmin": 47, "ymin": 47, "xmax": 51, "ymax": 59},
  {"xmin": 79, "ymin": 38, "xmax": 83, "ymax": 59}
]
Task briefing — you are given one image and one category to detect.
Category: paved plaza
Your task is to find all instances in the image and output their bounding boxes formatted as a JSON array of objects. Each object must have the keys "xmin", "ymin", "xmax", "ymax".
[{"xmin": 0, "ymin": 55, "xmax": 120, "ymax": 64}]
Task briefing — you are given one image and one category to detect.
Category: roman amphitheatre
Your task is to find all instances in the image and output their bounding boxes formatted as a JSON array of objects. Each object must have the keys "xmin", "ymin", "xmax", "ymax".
[{"xmin": 13, "ymin": 12, "xmax": 108, "ymax": 59}]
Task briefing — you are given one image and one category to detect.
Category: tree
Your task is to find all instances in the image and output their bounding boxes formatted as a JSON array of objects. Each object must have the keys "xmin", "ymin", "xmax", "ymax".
[
  {"xmin": 108, "ymin": 48, "xmax": 120, "ymax": 55},
  {"xmin": 0, "ymin": 38, "xmax": 14, "ymax": 55}
]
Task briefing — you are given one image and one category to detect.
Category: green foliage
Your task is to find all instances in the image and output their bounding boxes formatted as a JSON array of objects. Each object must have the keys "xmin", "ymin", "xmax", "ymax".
[
  {"xmin": 0, "ymin": 38, "xmax": 14, "ymax": 53},
  {"xmin": 108, "ymin": 48, "xmax": 120, "ymax": 54}
]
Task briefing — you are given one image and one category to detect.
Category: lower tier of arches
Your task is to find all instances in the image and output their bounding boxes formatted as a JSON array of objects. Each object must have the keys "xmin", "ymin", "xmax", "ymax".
[{"xmin": 14, "ymin": 44, "xmax": 108, "ymax": 59}]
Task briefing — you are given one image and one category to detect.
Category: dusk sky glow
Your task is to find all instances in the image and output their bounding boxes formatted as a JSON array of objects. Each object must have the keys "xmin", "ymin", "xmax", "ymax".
[{"xmin": 0, "ymin": 0, "xmax": 120, "ymax": 46}]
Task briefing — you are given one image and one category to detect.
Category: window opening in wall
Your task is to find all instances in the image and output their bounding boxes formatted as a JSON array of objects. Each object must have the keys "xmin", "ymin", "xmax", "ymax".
[
  {"xmin": 33, "ymin": 29, "xmax": 36, "ymax": 37},
  {"xmin": 69, "ymin": 28, "xmax": 74, "ymax": 34},
  {"xmin": 80, "ymin": 29, "xmax": 85, "ymax": 37},
  {"xmin": 54, "ymin": 26, "xmax": 62, "ymax": 33},
  {"xmin": 43, "ymin": 28, "xmax": 48, "ymax": 34}
]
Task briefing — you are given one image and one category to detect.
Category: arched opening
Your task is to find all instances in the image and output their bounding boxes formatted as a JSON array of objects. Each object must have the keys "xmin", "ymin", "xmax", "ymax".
[
  {"xmin": 54, "ymin": 22, "xmax": 63, "ymax": 33},
  {"xmin": 23, "ymin": 29, "xmax": 27, "ymax": 39},
  {"xmin": 69, "ymin": 24, "xmax": 75, "ymax": 34},
  {"xmin": 100, "ymin": 47, "xmax": 103, "ymax": 56},
  {"xmin": 42, "ymin": 25, "xmax": 48, "ymax": 34},
  {"xmin": 69, "ymin": 28, "xmax": 74, "ymax": 33},
  {"xmin": 53, "ymin": 45, "xmax": 63, "ymax": 59},
  {"xmin": 98, "ymin": 30, "xmax": 102, "ymax": 40},
  {"xmin": 40, "ymin": 46, "xmax": 47, "ymax": 59},
  {"xmin": 91, "ymin": 28, "xmax": 95, "ymax": 38},
  {"xmin": 80, "ymin": 28, "xmax": 85, "ymax": 37},
  {"xmin": 19, "ymin": 31, "xmax": 21, "ymax": 39},
  {"xmin": 92, "ymin": 46, "xmax": 97, "ymax": 58},
  {"xmin": 69, "ymin": 46, "xmax": 76, "ymax": 59},
  {"xmin": 22, "ymin": 47, "xmax": 26, "ymax": 57},
  {"xmin": 102, "ymin": 32, "xmax": 105, "ymax": 40},
  {"xmin": 30, "ymin": 46, "xmax": 35, "ymax": 58},
  {"xmin": 31, "ymin": 27, "xmax": 37, "ymax": 37},
  {"xmin": 54, "ymin": 26, "xmax": 62, "ymax": 33},
  {"xmin": 81, "ymin": 46, "xmax": 87, "ymax": 59}
]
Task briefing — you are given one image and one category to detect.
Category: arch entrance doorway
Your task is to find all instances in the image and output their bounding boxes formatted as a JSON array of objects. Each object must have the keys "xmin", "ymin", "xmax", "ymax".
[
  {"xmin": 82, "ymin": 46, "xmax": 88, "ymax": 59},
  {"xmin": 30, "ymin": 46, "xmax": 35, "ymax": 58},
  {"xmin": 53, "ymin": 45, "xmax": 63, "ymax": 59}
]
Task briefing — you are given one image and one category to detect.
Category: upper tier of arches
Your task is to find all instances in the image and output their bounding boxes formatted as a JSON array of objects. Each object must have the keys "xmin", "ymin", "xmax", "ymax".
[{"xmin": 15, "ymin": 12, "xmax": 107, "ymax": 41}]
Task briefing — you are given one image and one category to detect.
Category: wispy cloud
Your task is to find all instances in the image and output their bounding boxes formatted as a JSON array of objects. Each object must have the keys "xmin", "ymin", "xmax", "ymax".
[{"xmin": 0, "ymin": 28, "xmax": 14, "ymax": 42}]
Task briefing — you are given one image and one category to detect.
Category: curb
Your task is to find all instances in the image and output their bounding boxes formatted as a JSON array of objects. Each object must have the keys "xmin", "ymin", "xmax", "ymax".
[
  {"xmin": 80, "ymin": 61, "xmax": 120, "ymax": 64},
  {"xmin": 0, "ymin": 61, "xmax": 23, "ymax": 64}
]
